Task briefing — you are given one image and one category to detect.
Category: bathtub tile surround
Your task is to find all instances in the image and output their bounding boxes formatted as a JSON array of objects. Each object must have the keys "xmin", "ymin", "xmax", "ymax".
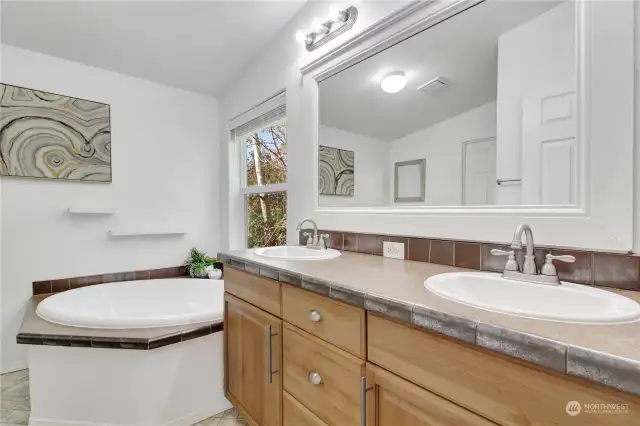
[
  {"xmin": 16, "ymin": 297, "xmax": 223, "ymax": 350},
  {"xmin": 32, "ymin": 265, "xmax": 188, "ymax": 295},
  {"xmin": 220, "ymin": 250, "xmax": 640, "ymax": 396},
  {"xmin": 20, "ymin": 276, "xmax": 228, "ymax": 425},
  {"xmin": 307, "ymin": 229, "xmax": 640, "ymax": 291}
]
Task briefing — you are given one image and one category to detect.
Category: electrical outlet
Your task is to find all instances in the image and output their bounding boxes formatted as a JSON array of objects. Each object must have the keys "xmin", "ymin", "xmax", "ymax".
[{"xmin": 383, "ymin": 241, "xmax": 405, "ymax": 260}]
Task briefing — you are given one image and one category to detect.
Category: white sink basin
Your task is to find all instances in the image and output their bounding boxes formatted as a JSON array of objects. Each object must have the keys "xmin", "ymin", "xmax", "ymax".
[
  {"xmin": 254, "ymin": 246, "xmax": 341, "ymax": 261},
  {"xmin": 425, "ymin": 272, "xmax": 640, "ymax": 324}
]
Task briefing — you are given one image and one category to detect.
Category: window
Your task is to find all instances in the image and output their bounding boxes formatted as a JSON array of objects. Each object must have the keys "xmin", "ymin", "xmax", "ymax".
[{"xmin": 230, "ymin": 92, "xmax": 287, "ymax": 249}]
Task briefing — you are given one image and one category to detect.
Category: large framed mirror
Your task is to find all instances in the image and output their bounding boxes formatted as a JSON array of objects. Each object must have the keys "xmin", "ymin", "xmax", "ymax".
[
  {"xmin": 317, "ymin": 0, "xmax": 578, "ymax": 208},
  {"xmin": 305, "ymin": 0, "xmax": 633, "ymax": 250}
]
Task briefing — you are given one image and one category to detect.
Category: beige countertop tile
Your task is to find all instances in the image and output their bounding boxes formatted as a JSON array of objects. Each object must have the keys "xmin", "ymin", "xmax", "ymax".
[{"xmin": 224, "ymin": 249, "xmax": 640, "ymax": 363}]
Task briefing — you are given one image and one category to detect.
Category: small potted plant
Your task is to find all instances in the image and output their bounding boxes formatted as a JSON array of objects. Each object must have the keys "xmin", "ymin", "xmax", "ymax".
[{"xmin": 184, "ymin": 247, "xmax": 221, "ymax": 278}]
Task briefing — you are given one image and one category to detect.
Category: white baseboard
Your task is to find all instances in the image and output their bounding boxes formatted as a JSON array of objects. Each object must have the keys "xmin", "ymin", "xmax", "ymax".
[
  {"xmin": 29, "ymin": 402, "xmax": 232, "ymax": 426},
  {"xmin": 2, "ymin": 360, "xmax": 28, "ymax": 374}
]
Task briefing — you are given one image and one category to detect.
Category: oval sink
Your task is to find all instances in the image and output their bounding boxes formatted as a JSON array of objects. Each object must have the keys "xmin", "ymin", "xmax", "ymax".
[
  {"xmin": 425, "ymin": 272, "xmax": 640, "ymax": 324},
  {"xmin": 254, "ymin": 246, "xmax": 341, "ymax": 261}
]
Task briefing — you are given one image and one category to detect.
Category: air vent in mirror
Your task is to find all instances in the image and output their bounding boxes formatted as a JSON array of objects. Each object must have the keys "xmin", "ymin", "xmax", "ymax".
[{"xmin": 417, "ymin": 77, "xmax": 450, "ymax": 94}]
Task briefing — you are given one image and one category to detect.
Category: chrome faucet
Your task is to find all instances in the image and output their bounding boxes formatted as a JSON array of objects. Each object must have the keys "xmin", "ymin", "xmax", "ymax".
[
  {"xmin": 511, "ymin": 224, "xmax": 536, "ymax": 275},
  {"xmin": 296, "ymin": 219, "xmax": 329, "ymax": 250},
  {"xmin": 491, "ymin": 224, "xmax": 575, "ymax": 286}
]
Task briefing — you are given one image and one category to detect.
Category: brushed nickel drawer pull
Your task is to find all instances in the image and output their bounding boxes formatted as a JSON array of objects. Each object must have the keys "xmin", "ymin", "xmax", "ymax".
[
  {"xmin": 267, "ymin": 326, "xmax": 279, "ymax": 384},
  {"xmin": 308, "ymin": 310, "xmax": 323, "ymax": 322},
  {"xmin": 308, "ymin": 371, "xmax": 323, "ymax": 386},
  {"xmin": 361, "ymin": 377, "xmax": 374, "ymax": 426}
]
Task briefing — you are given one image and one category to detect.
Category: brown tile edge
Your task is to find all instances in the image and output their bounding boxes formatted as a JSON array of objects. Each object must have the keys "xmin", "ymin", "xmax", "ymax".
[
  {"xmin": 16, "ymin": 321, "xmax": 223, "ymax": 351},
  {"xmin": 220, "ymin": 252, "xmax": 640, "ymax": 397},
  {"xmin": 33, "ymin": 265, "xmax": 194, "ymax": 296},
  {"xmin": 301, "ymin": 230, "xmax": 640, "ymax": 292}
]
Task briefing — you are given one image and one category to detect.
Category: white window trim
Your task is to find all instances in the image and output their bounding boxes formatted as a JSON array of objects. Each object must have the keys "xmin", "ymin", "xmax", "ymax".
[{"xmin": 229, "ymin": 97, "xmax": 288, "ymax": 249}]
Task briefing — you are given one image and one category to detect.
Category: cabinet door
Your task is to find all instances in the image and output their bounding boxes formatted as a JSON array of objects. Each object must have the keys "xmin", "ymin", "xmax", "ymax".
[
  {"xmin": 365, "ymin": 363, "xmax": 494, "ymax": 426},
  {"xmin": 225, "ymin": 292, "xmax": 282, "ymax": 426},
  {"xmin": 283, "ymin": 390, "xmax": 329, "ymax": 426}
]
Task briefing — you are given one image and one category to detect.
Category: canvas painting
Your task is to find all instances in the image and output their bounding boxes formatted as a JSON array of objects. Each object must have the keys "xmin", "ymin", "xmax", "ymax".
[
  {"xmin": 0, "ymin": 83, "xmax": 111, "ymax": 182},
  {"xmin": 318, "ymin": 145, "xmax": 354, "ymax": 196}
]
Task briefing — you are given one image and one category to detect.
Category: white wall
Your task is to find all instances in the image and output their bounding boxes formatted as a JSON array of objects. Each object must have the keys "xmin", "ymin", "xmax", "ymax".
[
  {"xmin": 319, "ymin": 125, "xmax": 388, "ymax": 207},
  {"xmin": 388, "ymin": 101, "xmax": 496, "ymax": 206},
  {"xmin": 496, "ymin": 2, "xmax": 575, "ymax": 205},
  {"xmin": 219, "ymin": 0, "xmax": 415, "ymax": 250},
  {"xmin": 0, "ymin": 45, "xmax": 220, "ymax": 373}
]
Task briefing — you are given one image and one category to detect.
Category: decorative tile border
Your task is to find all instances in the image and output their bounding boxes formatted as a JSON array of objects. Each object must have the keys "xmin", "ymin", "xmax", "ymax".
[
  {"xmin": 221, "ymin": 254, "xmax": 640, "ymax": 396},
  {"xmin": 17, "ymin": 322, "xmax": 223, "ymax": 351},
  {"xmin": 31, "ymin": 265, "xmax": 212, "ymax": 296},
  {"xmin": 303, "ymin": 230, "xmax": 640, "ymax": 291}
]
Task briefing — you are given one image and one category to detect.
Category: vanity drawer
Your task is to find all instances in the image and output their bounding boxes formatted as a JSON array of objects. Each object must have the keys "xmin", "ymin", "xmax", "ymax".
[
  {"xmin": 224, "ymin": 268, "xmax": 281, "ymax": 316},
  {"xmin": 282, "ymin": 285, "xmax": 365, "ymax": 358},
  {"xmin": 283, "ymin": 390, "xmax": 329, "ymax": 426},
  {"xmin": 283, "ymin": 322, "xmax": 364, "ymax": 426},
  {"xmin": 367, "ymin": 313, "xmax": 640, "ymax": 426}
]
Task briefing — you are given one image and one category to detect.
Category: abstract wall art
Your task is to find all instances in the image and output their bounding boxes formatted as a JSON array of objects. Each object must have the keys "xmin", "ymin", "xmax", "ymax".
[
  {"xmin": 0, "ymin": 83, "xmax": 111, "ymax": 182},
  {"xmin": 318, "ymin": 145, "xmax": 354, "ymax": 196}
]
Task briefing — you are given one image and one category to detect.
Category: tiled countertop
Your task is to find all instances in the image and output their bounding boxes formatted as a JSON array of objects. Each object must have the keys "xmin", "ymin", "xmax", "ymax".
[
  {"xmin": 219, "ymin": 249, "xmax": 640, "ymax": 396},
  {"xmin": 17, "ymin": 296, "xmax": 223, "ymax": 350}
]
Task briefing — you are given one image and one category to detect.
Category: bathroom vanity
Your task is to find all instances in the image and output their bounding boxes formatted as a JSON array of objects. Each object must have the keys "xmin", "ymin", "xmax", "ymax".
[
  {"xmin": 220, "ymin": 250, "xmax": 640, "ymax": 426},
  {"xmin": 221, "ymin": 0, "xmax": 640, "ymax": 423}
]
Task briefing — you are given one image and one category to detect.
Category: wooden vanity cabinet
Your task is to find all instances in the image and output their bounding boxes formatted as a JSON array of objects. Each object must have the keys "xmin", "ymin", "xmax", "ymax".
[
  {"xmin": 367, "ymin": 313, "xmax": 640, "ymax": 426},
  {"xmin": 224, "ymin": 293, "xmax": 282, "ymax": 426},
  {"xmin": 365, "ymin": 363, "xmax": 495, "ymax": 426},
  {"xmin": 224, "ymin": 268, "xmax": 640, "ymax": 426}
]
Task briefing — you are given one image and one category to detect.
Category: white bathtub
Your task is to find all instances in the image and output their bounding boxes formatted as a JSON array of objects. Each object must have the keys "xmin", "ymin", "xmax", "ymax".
[
  {"xmin": 28, "ymin": 278, "xmax": 231, "ymax": 426},
  {"xmin": 36, "ymin": 278, "xmax": 224, "ymax": 328}
]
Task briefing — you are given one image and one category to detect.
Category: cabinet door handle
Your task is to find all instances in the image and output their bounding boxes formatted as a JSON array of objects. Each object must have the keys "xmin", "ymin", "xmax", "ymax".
[
  {"xmin": 361, "ymin": 377, "xmax": 373, "ymax": 426},
  {"xmin": 267, "ymin": 325, "xmax": 279, "ymax": 384},
  {"xmin": 308, "ymin": 310, "xmax": 323, "ymax": 322}
]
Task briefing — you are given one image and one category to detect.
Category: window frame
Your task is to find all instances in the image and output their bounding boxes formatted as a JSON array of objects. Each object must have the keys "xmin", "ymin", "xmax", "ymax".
[{"xmin": 234, "ymin": 116, "xmax": 289, "ymax": 249}]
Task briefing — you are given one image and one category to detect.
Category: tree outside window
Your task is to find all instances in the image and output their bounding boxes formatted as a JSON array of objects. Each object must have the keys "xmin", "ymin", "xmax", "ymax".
[{"xmin": 245, "ymin": 120, "xmax": 287, "ymax": 248}]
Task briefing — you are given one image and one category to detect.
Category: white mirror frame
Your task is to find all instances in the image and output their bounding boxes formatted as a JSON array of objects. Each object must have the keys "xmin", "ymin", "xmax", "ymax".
[{"xmin": 302, "ymin": 0, "xmax": 634, "ymax": 251}]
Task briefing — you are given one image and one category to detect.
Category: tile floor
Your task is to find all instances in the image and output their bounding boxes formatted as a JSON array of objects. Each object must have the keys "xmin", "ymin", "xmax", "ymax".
[{"xmin": 1, "ymin": 370, "xmax": 246, "ymax": 426}]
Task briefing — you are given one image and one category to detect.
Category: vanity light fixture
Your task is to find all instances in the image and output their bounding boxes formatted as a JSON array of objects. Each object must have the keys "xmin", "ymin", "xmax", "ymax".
[
  {"xmin": 302, "ymin": 6, "xmax": 358, "ymax": 52},
  {"xmin": 381, "ymin": 71, "xmax": 407, "ymax": 94}
]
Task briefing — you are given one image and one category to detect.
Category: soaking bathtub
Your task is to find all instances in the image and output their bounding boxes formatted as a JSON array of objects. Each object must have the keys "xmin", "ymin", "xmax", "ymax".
[
  {"xmin": 36, "ymin": 278, "xmax": 224, "ymax": 328},
  {"xmin": 25, "ymin": 278, "xmax": 231, "ymax": 426}
]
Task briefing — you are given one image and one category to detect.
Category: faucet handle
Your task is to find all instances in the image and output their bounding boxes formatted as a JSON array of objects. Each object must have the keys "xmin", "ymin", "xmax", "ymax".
[
  {"xmin": 303, "ymin": 232, "xmax": 313, "ymax": 245},
  {"xmin": 490, "ymin": 249, "xmax": 519, "ymax": 271},
  {"xmin": 546, "ymin": 254, "xmax": 576, "ymax": 263},
  {"xmin": 319, "ymin": 234, "xmax": 330, "ymax": 249},
  {"xmin": 541, "ymin": 253, "xmax": 576, "ymax": 277}
]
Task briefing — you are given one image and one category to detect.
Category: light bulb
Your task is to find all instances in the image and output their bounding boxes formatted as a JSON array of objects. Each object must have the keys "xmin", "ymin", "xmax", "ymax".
[
  {"xmin": 330, "ymin": 6, "xmax": 348, "ymax": 22},
  {"xmin": 311, "ymin": 17, "xmax": 325, "ymax": 31},
  {"xmin": 295, "ymin": 30, "xmax": 306, "ymax": 43},
  {"xmin": 380, "ymin": 71, "xmax": 407, "ymax": 93}
]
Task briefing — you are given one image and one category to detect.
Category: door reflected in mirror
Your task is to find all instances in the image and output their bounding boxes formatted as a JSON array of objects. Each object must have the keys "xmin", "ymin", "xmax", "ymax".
[{"xmin": 318, "ymin": 0, "xmax": 576, "ymax": 208}]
